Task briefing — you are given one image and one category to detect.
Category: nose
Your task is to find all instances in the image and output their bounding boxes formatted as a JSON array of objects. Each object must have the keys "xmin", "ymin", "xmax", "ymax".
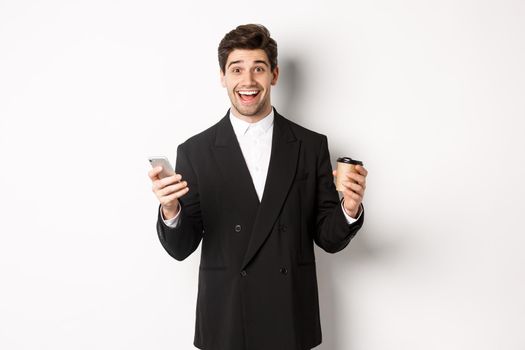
[{"xmin": 241, "ymin": 70, "xmax": 256, "ymax": 86}]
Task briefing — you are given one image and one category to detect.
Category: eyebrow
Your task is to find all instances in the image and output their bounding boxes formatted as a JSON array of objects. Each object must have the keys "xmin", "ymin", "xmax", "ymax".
[{"xmin": 227, "ymin": 60, "xmax": 270, "ymax": 69}]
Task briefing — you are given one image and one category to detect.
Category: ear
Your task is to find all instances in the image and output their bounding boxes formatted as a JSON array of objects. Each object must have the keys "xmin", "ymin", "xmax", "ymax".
[
  {"xmin": 271, "ymin": 66, "xmax": 279, "ymax": 85},
  {"xmin": 220, "ymin": 69, "xmax": 226, "ymax": 87}
]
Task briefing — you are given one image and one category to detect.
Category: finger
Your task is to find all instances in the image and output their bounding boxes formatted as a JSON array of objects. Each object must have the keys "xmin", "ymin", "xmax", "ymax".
[
  {"xmin": 342, "ymin": 181, "xmax": 365, "ymax": 196},
  {"xmin": 158, "ymin": 181, "xmax": 188, "ymax": 197},
  {"xmin": 356, "ymin": 165, "xmax": 368, "ymax": 177},
  {"xmin": 346, "ymin": 172, "xmax": 366, "ymax": 185},
  {"xmin": 345, "ymin": 178, "xmax": 366, "ymax": 192},
  {"xmin": 160, "ymin": 187, "xmax": 190, "ymax": 205},
  {"xmin": 158, "ymin": 174, "xmax": 183, "ymax": 188},
  {"xmin": 152, "ymin": 174, "xmax": 181, "ymax": 192},
  {"xmin": 153, "ymin": 176, "xmax": 182, "ymax": 193},
  {"xmin": 343, "ymin": 188, "xmax": 362, "ymax": 201},
  {"xmin": 148, "ymin": 166, "xmax": 163, "ymax": 180}
]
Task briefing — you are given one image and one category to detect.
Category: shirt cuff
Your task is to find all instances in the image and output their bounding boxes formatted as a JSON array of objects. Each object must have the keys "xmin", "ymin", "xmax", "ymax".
[
  {"xmin": 160, "ymin": 205, "xmax": 182, "ymax": 228},
  {"xmin": 341, "ymin": 199, "xmax": 362, "ymax": 224}
]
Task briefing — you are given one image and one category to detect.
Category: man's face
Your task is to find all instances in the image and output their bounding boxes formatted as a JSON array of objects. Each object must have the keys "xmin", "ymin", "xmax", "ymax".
[{"xmin": 221, "ymin": 49, "xmax": 279, "ymax": 120}]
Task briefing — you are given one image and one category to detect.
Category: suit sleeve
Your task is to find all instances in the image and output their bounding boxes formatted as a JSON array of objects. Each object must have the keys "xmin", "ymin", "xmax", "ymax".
[
  {"xmin": 313, "ymin": 135, "xmax": 364, "ymax": 253},
  {"xmin": 156, "ymin": 143, "xmax": 204, "ymax": 261}
]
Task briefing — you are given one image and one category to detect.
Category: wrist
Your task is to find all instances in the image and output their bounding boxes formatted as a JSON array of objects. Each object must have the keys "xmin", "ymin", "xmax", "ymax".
[
  {"xmin": 345, "ymin": 208, "xmax": 358, "ymax": 219},
  {"xmin": 342, "ymin": 200, "xmax": 359, "ymax": 219},
  {"xmin": 162, "ymin": 203, "xmax": 179, "ymax": 220}
]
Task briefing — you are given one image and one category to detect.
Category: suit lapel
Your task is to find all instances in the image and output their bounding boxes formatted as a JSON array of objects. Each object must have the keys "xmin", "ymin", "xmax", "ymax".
[
  {"xmin": 212, "ymin": 109, "xmax": 300, "ymax": 269},
  {"xmin": 212, "ymin": 111, "xmax": 260, "ymax": 212},
  {"xmin": 241, "ymin": 110, "xmax": 300, "ymax": 269}
]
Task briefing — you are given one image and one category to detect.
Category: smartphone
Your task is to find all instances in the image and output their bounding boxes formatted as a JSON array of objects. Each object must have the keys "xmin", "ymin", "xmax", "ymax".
[{"xmin": 148, "ymin": 156, "xmax": 175, "ymax": 179}]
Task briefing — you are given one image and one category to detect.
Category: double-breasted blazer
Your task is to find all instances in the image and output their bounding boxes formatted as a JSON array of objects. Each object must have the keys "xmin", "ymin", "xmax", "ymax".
[{"xmin": 156, "ymin": 108, "xmax": 364, "ymax": 350}]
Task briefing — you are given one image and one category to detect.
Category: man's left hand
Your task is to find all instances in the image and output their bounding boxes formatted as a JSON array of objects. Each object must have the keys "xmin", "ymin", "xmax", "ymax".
[{"xmin": 332, "ymin": 165, "xmax": 368, "ymax": 219}]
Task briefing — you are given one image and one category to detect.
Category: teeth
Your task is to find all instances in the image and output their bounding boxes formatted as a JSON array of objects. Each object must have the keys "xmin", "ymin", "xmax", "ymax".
[{"xmin": 238, "ymin": 91, "xmax": 259, "ymax": 95}]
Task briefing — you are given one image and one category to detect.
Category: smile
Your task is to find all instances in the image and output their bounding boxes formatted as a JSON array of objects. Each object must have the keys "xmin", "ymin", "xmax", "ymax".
[{"xmin": 237, "ymin": 90, "xmax": 260, "ymax": 103}]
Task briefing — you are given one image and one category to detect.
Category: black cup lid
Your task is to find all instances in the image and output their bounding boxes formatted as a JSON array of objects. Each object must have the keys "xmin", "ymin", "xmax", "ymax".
[{"xmin": 337, "ymin": 157, "xmax": 363, "ymax": 165}]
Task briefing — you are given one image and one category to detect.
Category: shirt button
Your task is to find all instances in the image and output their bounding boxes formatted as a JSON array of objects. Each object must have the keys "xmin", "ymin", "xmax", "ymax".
[
  {"xmin": 240, "ymin": 270, "xmax": 247, "ymax": 277},
  {"xmin": 280, "ymin": 267, "xmax": 288, "ymax": 275},
  {"xmin": 234, "ymin": 224, "xmax": 242, "ymax": 232}
]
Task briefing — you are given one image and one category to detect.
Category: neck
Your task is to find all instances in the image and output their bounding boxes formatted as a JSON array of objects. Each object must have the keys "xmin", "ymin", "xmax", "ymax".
[{"xmin": 230, "ymin": 105, "xmax": 273, "ymax": 123}]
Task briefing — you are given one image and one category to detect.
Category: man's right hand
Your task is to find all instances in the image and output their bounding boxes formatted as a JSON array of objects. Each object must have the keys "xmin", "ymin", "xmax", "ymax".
[{"xmin": 148, "ymin": 166, "xmax": 190, "ymax": 220}]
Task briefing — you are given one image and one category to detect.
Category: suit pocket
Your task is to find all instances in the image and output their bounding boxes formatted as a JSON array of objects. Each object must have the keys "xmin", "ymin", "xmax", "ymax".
[
  {"xmin": 294, "ymin": 171, "xmax": 309, "ymax": 182},
  {"xmin": 199, "ymin": 265, "xmax": 227, "ymax": 271}
]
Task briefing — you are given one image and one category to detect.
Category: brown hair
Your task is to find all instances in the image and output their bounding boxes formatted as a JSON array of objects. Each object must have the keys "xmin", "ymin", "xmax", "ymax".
[{"xmin": 218, "ymin": 24, "xmax": 278, "ymax": 73}]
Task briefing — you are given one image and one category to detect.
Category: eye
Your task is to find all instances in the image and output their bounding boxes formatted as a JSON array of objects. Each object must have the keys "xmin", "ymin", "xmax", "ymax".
[
  {"xmin": 231, "ymin": 67, "xmax": 241, "ymax": 73},
  {"xmin": 255, "ymin": 66, "xmax": 265, "ymax": 72}
]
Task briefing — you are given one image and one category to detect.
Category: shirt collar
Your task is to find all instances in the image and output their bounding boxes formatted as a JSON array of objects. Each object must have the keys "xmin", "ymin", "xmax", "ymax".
[{"xmin": 229, "ymin": 108, "xmax": 274, "ymax": 138}]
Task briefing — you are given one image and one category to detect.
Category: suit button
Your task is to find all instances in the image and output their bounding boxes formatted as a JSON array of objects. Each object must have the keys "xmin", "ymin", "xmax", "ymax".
[
  {"xmin": 280, "ymin": 267, "xmax": 288, "ymax": 275},
  {"xmin": 235, "ymin": 224, "xmax": 242, "ymax": 232},
  {"xmin": 240, "ymin": 270, "xmax": 247, "ymax": 277},
  {"xmin": 279, "ymin": 224, "xmax": 287, "ymax": 232}
]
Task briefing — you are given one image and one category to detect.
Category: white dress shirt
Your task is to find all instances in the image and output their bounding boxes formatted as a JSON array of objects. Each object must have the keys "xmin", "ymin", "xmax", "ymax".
[
  {"xmin": 229, "ymin": 108, "xmax": 274, "ymax": 201},
  {"xmin": 162, "ymin": 108, "xmax": 361, "ymax": 227}
]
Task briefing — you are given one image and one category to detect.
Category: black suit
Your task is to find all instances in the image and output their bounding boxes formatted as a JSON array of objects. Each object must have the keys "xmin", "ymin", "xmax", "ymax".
[{"xmin": 156, "ymin": 108, "xmax": 364, "ymax": 350}]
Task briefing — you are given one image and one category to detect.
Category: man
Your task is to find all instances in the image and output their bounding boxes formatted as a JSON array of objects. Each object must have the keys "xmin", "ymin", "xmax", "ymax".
[{"xmin": 148, "ymin": 24, "xmax": 368, "ymax": 350}]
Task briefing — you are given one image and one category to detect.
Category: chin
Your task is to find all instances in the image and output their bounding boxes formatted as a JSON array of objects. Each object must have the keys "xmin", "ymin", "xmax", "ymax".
[
  {"xmin": 235, "ymin": 102, "xmax": 269, "ymax": 118},
  {"xmin": 237, "ymin": 108, "xmax": 260, "ymax": 117}
]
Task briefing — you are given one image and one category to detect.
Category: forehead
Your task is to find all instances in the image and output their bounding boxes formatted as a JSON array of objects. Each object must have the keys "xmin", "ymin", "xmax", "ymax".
[{"xmin": 226, "ymin": 49, "xmax": 270, "ymax": 65}]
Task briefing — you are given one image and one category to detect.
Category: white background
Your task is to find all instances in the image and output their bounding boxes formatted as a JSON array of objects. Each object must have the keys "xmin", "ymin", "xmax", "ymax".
[{"xmin": 1, "ymin": 0, "xmax": 524, "ymax": 349}]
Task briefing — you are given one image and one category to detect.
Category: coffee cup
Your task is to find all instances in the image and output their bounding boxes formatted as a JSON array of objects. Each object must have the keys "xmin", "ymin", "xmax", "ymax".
[{"xmin": 335, "ymin": 157, "xmax": 363, "ymax": 192}]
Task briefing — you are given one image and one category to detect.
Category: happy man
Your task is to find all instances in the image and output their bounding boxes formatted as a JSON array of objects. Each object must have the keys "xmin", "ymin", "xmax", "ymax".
[{"xmin": 149, "ymin": 24, "xmax": 368, "ymax": 350}]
